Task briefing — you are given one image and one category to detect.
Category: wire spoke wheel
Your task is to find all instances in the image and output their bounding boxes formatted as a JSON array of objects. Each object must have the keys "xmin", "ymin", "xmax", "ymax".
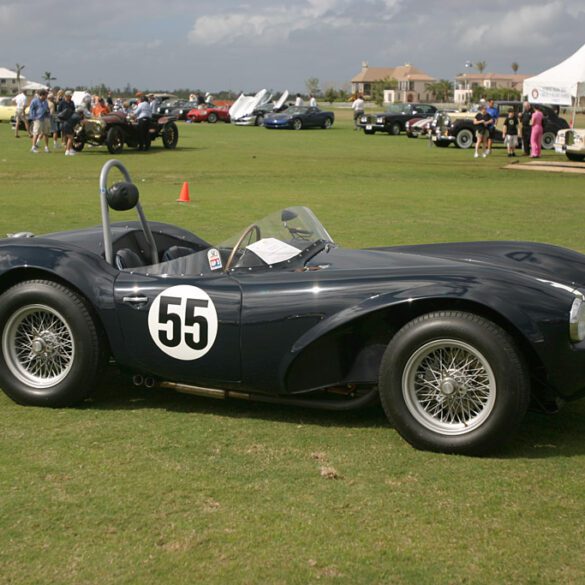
[
  {"xmin": 3, "ymin": 304, "xmax": 75, "ymax": 389},
  {"xmin": 402, "ymin": 339, "xmax": 496, "ymax": 435}
]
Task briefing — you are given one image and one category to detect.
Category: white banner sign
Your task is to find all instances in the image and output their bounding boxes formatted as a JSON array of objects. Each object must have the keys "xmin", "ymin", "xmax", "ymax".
[{"xmin": 528, "ymin": 85, "xmax": 572, "ymax": 105}]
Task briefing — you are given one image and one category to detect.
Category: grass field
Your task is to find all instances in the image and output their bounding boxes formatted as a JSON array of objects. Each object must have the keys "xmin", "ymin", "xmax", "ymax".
[{"xmin": 1, "ymin": 110, "xmax": 585, "ymax": 584}]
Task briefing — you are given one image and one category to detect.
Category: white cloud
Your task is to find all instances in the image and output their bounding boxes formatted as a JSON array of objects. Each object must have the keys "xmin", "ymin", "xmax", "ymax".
[{"xmin": 188, "ymin": 0, "xmax": 403, "ymax": 46}]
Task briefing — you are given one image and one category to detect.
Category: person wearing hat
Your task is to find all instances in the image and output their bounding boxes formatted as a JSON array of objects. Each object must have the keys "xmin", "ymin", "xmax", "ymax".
[
  {"xmin": 28, "ymin": 89, "xmax": 51, "ymax": 153},
  {"xmin": 57, "ymin": 91, "xmax": 78, "ymax": 156}
]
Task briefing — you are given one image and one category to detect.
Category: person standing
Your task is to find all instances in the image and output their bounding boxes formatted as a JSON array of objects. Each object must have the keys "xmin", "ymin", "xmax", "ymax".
[
  {"xmin": 530, "ymin": 105, "xmax": 544, "ymax": 158},
  {"xmin": 308, "ymin": 94, "xmax": 317, "ymax": 107},
  {"xmin": 485, "ymin": 98, "xmax": 499, "ymax": 155},
  {"xmin": 502, "ymin": 108, "xmax": 519, "ymax": 157},
  {"xmin": 351, "ymin": 94, "xmax": 365, "ymax": 130},
  {"xmin": 133, "ymin": 94, "xmax": 152, "ymax": 151},
  {"xmin": 28, "ymin": 90, "xmax": 51, "ymax": 153},
  {"xmin": 473, "ymin": 104, "xmax": 491, "ymax": 158},
  {"xmin": 520, "ymin": 101, "xmax": 533, "ymax": 156},
  {"xmin": 294, "ymin": 93, "xmax": 303, "ymax": 107},
  {"xmin": 12, "ymin": 90, "xmax": 29, "ymax": 138},
  {"xmin": 57, "ymin": 91, "xmax": 77, "ymax": 156}
]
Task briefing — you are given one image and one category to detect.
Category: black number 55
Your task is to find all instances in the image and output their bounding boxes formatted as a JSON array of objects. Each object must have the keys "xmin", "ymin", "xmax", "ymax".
[{"xmin": 158, "ymin": 296, "xmax": 209, "ymax": 350}]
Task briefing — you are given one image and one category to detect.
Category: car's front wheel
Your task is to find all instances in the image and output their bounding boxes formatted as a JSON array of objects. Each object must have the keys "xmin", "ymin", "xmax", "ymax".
[
  {"xmin": 292, "ymin": 118, "xmax": 303, "ymax": 130},
  {"xmin": 0, "ymin": 280, "xmax": 105, "ymax": 407},
  {"xmin": 379, "ymin": 311, "xmax": 530, "ymax": 455},
  {"xmin": 106, "ymin": 126, "xmax": 124, "ymax": 154},
  {"xmin": 162, "ymin": 122, "xmax": 179, "ymax": 149},
  {"xmin": 455, "ymin": 128, "xmax": 474, "ymax": 149}
]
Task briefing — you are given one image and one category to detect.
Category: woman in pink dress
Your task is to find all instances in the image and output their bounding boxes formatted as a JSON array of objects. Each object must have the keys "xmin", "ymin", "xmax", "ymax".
[{"xmin": 530, "ymin": 106, "xmax": 543, "ymax": 158}]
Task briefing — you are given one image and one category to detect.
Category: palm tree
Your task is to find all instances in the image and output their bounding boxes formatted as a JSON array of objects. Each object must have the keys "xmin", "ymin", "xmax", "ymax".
[
  {"xmin": 15, "ymin": 63, "xmax": 25, "ymax": 92},
  {"xmin": 475, "ymin": 61, "xmax": 487, "ymax": 74},
  {"xmin": 425, "ymin": 80, "xmax": 453, "ymax": 102},
  {"xmin": 511, "ymin": 62, "xmax": 519, "ymax": 73},
  {"xmin": 42, "ymin": 71, "xmax": 56, "ymax": 88}
]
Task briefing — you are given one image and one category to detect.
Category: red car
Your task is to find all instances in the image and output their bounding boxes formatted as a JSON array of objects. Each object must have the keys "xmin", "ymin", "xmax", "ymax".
[{"xmin": 186, "ymin": 104, "xmax": 230, "ymax": 124}]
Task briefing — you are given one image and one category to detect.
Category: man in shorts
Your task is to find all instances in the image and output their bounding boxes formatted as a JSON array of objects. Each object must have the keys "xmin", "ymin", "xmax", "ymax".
[
  {"xmin": 28, "ymin": 90, "xmax": 51, "ymax": 153},
  {"xmin": 12, "ymin": 91, "xmax": 29, "ymax": 138},
  {"xmin": 485, "ymin": 98, "xmax": 499, "ymax": 155},
  {"xmin": 473, "ymin": 104, "xmax": 492, "ymax": 159}
]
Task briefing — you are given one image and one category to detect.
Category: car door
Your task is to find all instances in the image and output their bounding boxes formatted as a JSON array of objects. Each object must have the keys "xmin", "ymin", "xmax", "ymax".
[
  {"xmin": 113, "ymin": 270, "xmax": 242, "ymax": 385},
  {"xmin": 305, "ymin": 107, "xmax": 320, "ymax": 128}
]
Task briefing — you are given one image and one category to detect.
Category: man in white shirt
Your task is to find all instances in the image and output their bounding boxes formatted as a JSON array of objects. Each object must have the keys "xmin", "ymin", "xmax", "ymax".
[
  {"xmin": 294, "ymin": 93, "xmax": 303, "ymax": 107},
  {"xmin": 308, "ymin": 95, "xmax": 317, "ymax": 108},
  {"xmin": 12, "ymin": 91, "xmax": 29, "ymax": 138},
  {"xmin": 351, "ymin": 94, "xmax": 365, "ymax": 130},
  {"xmin": 133, "ymin": 95, "xmax": 153, "ymax": 151}
]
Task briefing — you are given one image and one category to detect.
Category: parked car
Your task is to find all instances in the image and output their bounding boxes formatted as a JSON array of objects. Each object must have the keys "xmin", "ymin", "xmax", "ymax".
[
  {"xmin": 554, "ymin": 128, "xmax": 585, "ymax": 162},
  {"xmin": 263, "ymin": 106, "xmax": 334, "ymax": 130},
  {"xmin": 432, "ymin": 101, "xmax": 569, "ymax": 149},
  {"xmin": 0, "ymin": 96, "xmax": 16, "ymax": 122},
  {"xmin": 163, "ymin": 101, "xmax": 200, "ymax": 120},
  {"xmin": 186, "ymin": 104, "xmax": 231, "ymax": 124},
  {"xmin": 3, "ymin": 160, "xmax": 585, "ymax": 455},
  {"xmin": 358, "ymin": 103, "xmax": 438, "ymax": 135},
  {"xmin": 73, "ymin": 111, "xmax": 179, "ymax": 154},
  {"xmin": 405, "ymin": 116, "xmax": 434, "ymax": 138}
]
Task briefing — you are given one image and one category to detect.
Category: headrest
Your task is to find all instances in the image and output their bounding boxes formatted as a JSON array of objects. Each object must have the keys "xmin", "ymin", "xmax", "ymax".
[{"xmin": 107, "ymin": 181, "xmax": 139, "ymax": 211}]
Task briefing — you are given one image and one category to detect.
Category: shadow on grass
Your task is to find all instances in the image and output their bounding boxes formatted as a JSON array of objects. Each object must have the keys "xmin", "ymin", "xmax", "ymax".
[
  {"xmin": 79, "ymin": 146, "xmax": 203, "ymax": 156},
  {"xmin": 84, "ymin": 369, "xmax": 388, "ymax": 430},
  {"xmin": 83, "ymin": 369, "xmax": 585, "ymax": 456}
]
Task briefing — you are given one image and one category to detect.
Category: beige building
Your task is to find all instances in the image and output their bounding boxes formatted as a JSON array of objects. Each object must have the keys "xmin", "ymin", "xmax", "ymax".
[
  {"xmin": 351, "ymin": 62, "xmax": 436, "ymax": 103},
  {"xmin": 454, "ymin": 73, "xmax": 530, "ymax": 103},
  {"xmin": 0, "ymin": 67, "xmax": 47, "ymax": 96}
]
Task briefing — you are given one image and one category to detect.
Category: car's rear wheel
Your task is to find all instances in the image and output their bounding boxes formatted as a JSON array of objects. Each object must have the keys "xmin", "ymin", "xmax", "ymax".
[
  {"xmin": 566, "ymin": 152, "xmax": 585, "ymax": 162},
  {"xmin": 541, "ymin": 131, "xmax": 556, "ymax": 150},
  {"xmin": 0, "ymin": 280, "xmax": 105, "ymax": 407},
  {"xmin": 455, "ymin": 128, "xmax": 474, "ymax": 149},
  {"xmin": 292, "ymin": 118, "xmax": 303, "ymax": 130},
  {"xmin": 389, "ymin": 122, "xmax": 401, "ymax": 135},
  {"xmin": 106, "ymin": 126, "xmax": 124, "ymax": 154},
  {"xmin": 379, "ymin": 311, "xmax": 530, "ymax": 455},
  {"xmin": 255, "ymin": 114, "xmax": 265, "ymax": 126},
  {"xmin": 207, "ymin": 113, "xmax": 218, "ymax": 124},
  {"xmin": 162, "ymin": 122, "xmax": 179, "ymax": 149},
  {"xmin": 322, "ymin": 118, "xmax": 333, "ymax": 129}
]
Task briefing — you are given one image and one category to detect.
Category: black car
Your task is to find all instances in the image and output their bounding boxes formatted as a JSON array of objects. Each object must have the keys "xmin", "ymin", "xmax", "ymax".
[
  {"xmin": 358, "ymin": 103, "xmax": 438, "ymax": 135},
  {"xmin": 4, "ymin": 160, "xmax": 585, "ymax": 456},
  {"xmin": 431, "ymin": 101, "xmax": 569, "ymax": 149}
]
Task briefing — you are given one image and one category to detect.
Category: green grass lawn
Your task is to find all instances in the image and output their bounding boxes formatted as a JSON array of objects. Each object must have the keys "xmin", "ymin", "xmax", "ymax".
[{"xmin": 1, "ymin": 112, "xmax": 585, "ymax": 584}]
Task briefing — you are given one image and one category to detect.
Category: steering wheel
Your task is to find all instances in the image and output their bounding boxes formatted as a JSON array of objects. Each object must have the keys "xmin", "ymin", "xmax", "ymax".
[{"xmin": 224, "ymin": 224, "xmax": 261, "ymax": 271}]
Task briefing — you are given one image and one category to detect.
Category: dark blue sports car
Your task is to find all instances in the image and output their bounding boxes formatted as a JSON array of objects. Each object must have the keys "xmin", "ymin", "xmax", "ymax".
[
  {"xmin": 263, "ymin": 106, "xmax": 334, "ymax": 130},
  {"xmin": 3, "ymin": 160, "xmax": 585, "ymax": 455}
]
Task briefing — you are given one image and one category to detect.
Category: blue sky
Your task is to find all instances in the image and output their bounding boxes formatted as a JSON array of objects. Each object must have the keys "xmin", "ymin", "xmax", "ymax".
[{"xmin": 1, "ymin": 0, "xmax": 584, "ymax": 93}]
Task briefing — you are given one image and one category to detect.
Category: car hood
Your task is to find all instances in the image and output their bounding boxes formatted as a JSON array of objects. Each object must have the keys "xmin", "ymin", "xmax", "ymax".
[{"xmin": 370, "ymin": 241, "xmax": 585, "ymax": 290}]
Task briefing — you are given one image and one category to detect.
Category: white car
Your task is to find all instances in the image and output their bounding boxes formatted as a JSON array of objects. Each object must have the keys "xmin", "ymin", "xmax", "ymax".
[{"xmin": 555, "ymin": 129, "xmax": 585, "ymax": 162}]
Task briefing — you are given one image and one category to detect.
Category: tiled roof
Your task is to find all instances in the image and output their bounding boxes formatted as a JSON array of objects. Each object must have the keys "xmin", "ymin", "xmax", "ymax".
[{"xmin": 352, "ymin": 64, "xmax": 435, "ymax": 82}]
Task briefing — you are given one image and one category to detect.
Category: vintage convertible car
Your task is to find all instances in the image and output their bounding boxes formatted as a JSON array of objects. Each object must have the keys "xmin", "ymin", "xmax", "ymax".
[
  {"xmin": 2, "ymin": 161, "xmax": 585, "ymax": 455},
  {"xmin": 263, "ymin": 106, "xmax": 334, "ymax": 130},
  {"xmin": 358, "ymin": 103, "xmax": 438, "ymax": 135},
  {"xmin": 0, "ymin": 96, "xmax": 17, "ymax": 122},
  {"xmin": 554, "ymin": 128, "xmax": 585, "ymax": 162},
  {"xmin": 73, "ymin": 111, "xmax": 179, "ymax": 154}
]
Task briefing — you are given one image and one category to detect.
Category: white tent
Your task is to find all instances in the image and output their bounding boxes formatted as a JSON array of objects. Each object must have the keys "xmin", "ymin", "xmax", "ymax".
[{"xmin": 523, "ymin": 42, "xmax": 585, "ymax": 106}]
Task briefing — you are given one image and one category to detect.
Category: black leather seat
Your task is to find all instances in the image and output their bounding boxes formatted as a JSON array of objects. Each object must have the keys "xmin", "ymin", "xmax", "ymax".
[
  {"xmin": 114, "ymin": 248, "xmax": 146, "ymax": 270},
  {"xmin": 162, "ymin": 245, "xmax": 195, "ymax": 262}
]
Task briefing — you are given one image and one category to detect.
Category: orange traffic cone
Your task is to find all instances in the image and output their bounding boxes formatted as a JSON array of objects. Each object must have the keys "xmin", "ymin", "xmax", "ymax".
[{"xmin": 177, "ymin": 182, "xmax": 190, "ymax": 202}]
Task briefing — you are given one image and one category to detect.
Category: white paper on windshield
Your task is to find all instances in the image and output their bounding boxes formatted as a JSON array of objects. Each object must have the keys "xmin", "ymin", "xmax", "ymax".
[{"xmin": 246, "ymin": 238, "xmax": 301, "ymax": 264}]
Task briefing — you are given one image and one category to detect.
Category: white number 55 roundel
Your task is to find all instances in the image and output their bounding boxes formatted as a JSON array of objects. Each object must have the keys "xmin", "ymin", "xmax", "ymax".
[{"xmin": 148, "ymin": 285, "xmax": 218, "ymax": 361}]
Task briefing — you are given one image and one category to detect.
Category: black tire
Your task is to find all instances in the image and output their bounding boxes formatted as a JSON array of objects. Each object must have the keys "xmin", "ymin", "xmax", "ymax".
[
  {"xmin": 363, "ymin": 129, "xmax": 375, "ymax": 135},
  {"xmin": 0, "ymin": 280, "xmax": 105, "ymax": 407},
  {"xmin": 455, "ymin": 128, "xmax": 474, "ymax": 149},
  {"xmin": 378, "ymin": 311, "xmax": 530, "ymax": 455},
  {"xmin": 292, "ymin": 118, "xmax": 303, "ymax": 130},
  {"xmin": 162, "ymin": 122, "xmax": 179, "ymax": 149},
  {"xmin": 434, "ymin": 141, "xmax": 450, "ymax": 148},
  {"xmin": 566, "ymin": 152, "xmax": 585, "ymax": 162},
  {"xmin": 406, "ymin": 132, "xmax": 418, "ymax": 139},
  {"xmin": 72, "ymin": 139, "xmax": 84, "ymax": 152},
  {"xmin": 106, "ymin": 126, "xmax": 124, "ymax": 154},
  {"xmin": 255, "ymin": 114, "xmax": 265, "ymax": 126},
  {"xmin": 207, "ymin": 112, "xmax": 218, "ymax": 124},
  {"xmin": 322, "ymin": 117, "xmax": 333, "ymax": 129},
  {"xmin": 389, "ymin": 122, "xmax": 401, "ymax": 136},
  {"xmin": 541, "ymin": 131, "xmax": 556, "ymax": 150}
]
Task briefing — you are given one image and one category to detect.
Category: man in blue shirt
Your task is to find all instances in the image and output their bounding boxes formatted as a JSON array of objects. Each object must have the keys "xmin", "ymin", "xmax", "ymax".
[
  {"xmin": 28, "ymin": 89, "xmax": 51, "ymax": 153},
  {"xmin": 485, "ymin": 98, "xmax": 499, "ymax": 155}
]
